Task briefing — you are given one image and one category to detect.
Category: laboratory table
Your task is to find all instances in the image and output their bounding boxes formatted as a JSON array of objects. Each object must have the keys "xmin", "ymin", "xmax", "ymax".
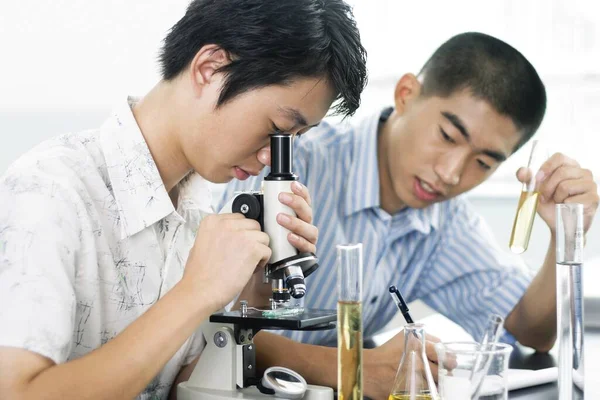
[{"xmin": 507, "ymin": 327, "xmax": 599, "ymax": 399}]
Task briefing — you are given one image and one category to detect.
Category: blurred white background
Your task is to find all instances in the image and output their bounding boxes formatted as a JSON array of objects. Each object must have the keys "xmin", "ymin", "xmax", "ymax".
[{"xmin": 0, "ymin": 0, "xmax": 598, "ymax": 275}]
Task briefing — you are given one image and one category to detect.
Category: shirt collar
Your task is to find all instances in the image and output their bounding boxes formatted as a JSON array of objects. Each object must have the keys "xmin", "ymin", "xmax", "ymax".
[
  {"xmin": 343, "ymin": 107, "xmax": 441, "ymax": 232},
  {"xmin": 100, "ymin": 97, "xmax": 212, "ymax": 239},
  {"xmin": 395, "ymin": 203, "xmax": 441, "ymax": 235}
]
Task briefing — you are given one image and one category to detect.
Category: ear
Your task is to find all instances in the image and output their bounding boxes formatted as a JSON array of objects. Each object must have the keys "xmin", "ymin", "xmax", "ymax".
[
  {"xmin": 393, "ymin": 73, "xmax": 421, "ymax": 115},
  {"xmin": 189, "ymin": 44, "xmax": 231, "ymax": 96}
]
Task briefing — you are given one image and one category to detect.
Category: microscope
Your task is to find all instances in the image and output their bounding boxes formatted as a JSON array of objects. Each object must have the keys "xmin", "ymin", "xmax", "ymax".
[{"xmin": 178, "ymin": 134, "xmax": 336, "ymax": 400}]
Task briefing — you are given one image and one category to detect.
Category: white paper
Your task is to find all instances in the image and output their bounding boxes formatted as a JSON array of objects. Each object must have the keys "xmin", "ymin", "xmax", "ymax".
[{"xmin": 504, "ymin": 367, "xmax": 557, "ymax": 392}]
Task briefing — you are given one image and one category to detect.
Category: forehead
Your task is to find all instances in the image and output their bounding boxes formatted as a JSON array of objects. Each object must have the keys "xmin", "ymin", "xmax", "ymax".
[{"xmin": 430, "ymin": 89, "xmax": 522, "ymax": 155}]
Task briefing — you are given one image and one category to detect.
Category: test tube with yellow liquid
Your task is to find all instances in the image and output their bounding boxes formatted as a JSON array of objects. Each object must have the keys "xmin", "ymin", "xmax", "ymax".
[
  {"xmin": 509, "ymin": 140, "xmax": 548, "ymax": 253},
  {"xmin": 337, "ymin": 243, "xmax": 363, "ymax": 400}
]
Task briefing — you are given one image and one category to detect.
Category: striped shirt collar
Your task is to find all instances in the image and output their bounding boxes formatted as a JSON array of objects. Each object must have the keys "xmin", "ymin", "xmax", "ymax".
[{"xmin": 344, "ymin": 107, "xmax": 440, "ymax": 233}]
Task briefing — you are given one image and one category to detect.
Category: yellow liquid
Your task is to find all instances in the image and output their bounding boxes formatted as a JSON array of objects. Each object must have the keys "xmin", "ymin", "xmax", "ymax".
[
  {"xmin": 337, "ymin": 301, "xmax": 363, "ymax": 400},
  {"xmin": 509, "ymin": 191, "xmax": 539, "ymax": 254},
  {"xmin": 389, "ymin": 394, "xmax": 437, "ymax": 400}
]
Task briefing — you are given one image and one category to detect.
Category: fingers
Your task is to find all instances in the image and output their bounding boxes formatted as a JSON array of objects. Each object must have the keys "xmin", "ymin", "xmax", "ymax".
[
  {"xmin": 245, "ymin": 230, "xmax": 270, "ymax": 247},
  {"xmin": 287, "ymin": 231, "xmax": 317, "ymax": 254},
  {"xmin": 515, "ymin": 167, "xmax": 533, "ymax": 184},
  {"xmin": 255, "ymin": 243, "xmax": 272, "ymax": 269},
  {"xmin": 539, "ymin": 166, "xmax": 591, "ymax": 202},
  {"xmin": 277, "ymin": 182, "xmax": 318, "ymax": 250},
  {"xmin": 226, "ymin": 217, "xmax": 262, "ymax": 232},
  {"xmin": 291, "ymin": 181, "xmax": 312, "ymax": 207},
  {"xmin": 279, "ymin": 191, "xmax": 313, "ymax": 223},
  {"xmin": 215, "ymin": 212, "xmax": 247, "ymax": 220},
  {"xmin": 245, "ymin": 232, "xmax": 272, "ymax": 268},
  {"xmin": 277, "ymin": 213, "xmax": 318, "ymax": 244},
  {"xmin": 537, "ymin": 152, "xmax": 580, "ymax": 183},
  {"xmin": 425, "ymin": 333, "xmax": 441, "ymax": 343},
  {"xmin": 429, "ymin": 360, "xmax": 439, "ymax": 383},
  {"xmin": 425, "ymin": 340, "xmax": 439, "ymax": 364}
]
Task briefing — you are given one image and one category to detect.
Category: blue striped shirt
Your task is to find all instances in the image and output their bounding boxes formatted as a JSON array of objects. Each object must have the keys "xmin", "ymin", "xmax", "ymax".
[{"xmin": 219, "ymin": 109, "xmax": 533, "ymax": 346}]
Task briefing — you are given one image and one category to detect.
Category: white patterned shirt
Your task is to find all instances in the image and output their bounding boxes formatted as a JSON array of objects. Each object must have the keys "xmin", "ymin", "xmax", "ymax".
[{"xmin": 0, "ymin": 97, "xmax": 212, "ymax": 399}]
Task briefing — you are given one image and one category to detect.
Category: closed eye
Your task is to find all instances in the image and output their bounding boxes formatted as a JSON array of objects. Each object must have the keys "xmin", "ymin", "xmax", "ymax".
[
  {"xmin": 271, "ymin": 123, "xmax": 284, "ymax": 135},
  {"xmin": 439, "ymin": 126, "xmax": 455, "ymax": 144},
  {"xmin": 477, "ymin": 159, "xmax": 491, "ymax": 170}
]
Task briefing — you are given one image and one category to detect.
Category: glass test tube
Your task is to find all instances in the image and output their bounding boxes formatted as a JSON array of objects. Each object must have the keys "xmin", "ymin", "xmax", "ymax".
[
  {"xmin": 556, "ymin": 203, "xmax": 585, "ymax": 399},
  {"xmin": 509, "ymin": 140, "xmax": 547, "ymax": 253},
  {"xmin": 337, "ymin": 243, "xmax": 363, "ymax": 400}
]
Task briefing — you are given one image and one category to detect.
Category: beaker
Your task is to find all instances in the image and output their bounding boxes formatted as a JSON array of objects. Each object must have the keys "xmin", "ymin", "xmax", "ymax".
[
  {"xmin": 556, "ymin": 203, "xmax": 585, "ymax": 399},
  {"xmin": 509, "ymin": 140, "xmax": 548, "ymax": 253},
  {"xmin": 337, "ymin": 243, "xmax": 363, "ymax": 400},
  {"xmin": 436, "ymin": 342, "xmax": 513, "ymax": 400},
  {"xmin": 389, "ymin": 324, "xmax": 440, "ymax": 400}
]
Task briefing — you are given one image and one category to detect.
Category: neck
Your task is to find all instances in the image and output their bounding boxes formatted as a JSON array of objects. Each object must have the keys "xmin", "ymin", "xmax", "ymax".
[
  {"xmin": 132, "ymin": 81, "xmax": 193, "ymax": 193},
  {"xmin": 377, "ymin": 112, "xmax": 406, "ymax": 214}
]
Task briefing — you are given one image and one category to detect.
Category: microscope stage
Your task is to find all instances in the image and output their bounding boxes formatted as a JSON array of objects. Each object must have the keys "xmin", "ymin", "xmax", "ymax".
[{"xmin": 210, "ymin": 308, "xmax": 336, "ymax": 331}]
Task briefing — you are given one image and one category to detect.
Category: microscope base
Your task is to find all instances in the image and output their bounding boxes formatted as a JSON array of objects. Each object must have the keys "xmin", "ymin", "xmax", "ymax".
[{"xmin": 178, "ymin": 383, "xmax": 333, "ymax": 400}]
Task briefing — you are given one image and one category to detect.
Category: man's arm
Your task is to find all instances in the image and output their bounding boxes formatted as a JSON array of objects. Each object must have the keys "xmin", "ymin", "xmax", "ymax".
[
  {"xmin": 0, "ymin": 280, "xmax": 214, "ymax": 400},
  {"xmin": 505, "ymin": 237, "xmax": 557, "ymax": 352},
  {"xmin": 253, "ymin": 330, "xmax": 440, "ymax": 400},
  {"xmin": 0, "ymin": 211, "xmax": 273, "ymax": 400}
]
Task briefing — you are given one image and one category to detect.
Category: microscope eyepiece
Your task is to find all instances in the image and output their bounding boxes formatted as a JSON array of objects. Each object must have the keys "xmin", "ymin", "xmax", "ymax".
[{"xmin": 266, "ymin": 134, "xmax": 296, "ymax": 181}]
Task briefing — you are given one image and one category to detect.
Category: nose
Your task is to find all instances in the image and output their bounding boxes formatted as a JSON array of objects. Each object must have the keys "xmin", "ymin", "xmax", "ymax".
[
  {"xmin": 257, "ymin": 145, "xmax": 271, "ymax": 167},
  {"xmin": 434, "ymin": 151, "xmax": 466, "ymax": 187}
]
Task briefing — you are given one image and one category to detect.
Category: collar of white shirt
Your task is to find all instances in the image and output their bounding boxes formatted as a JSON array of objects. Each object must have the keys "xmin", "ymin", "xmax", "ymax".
[{"xmin": 100, "ymin": 96, "xmax": 213, "ymax": 239}]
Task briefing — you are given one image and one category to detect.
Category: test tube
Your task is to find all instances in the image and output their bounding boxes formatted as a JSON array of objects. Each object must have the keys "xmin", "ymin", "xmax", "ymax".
[
  {"xmin": 509, "ymin": 140, "xmax": 547, "ymax": 253},
  {"xmin": 556, "ymin": 204, "xmax": 585, "ymax": 399},
  {"xmin": 471, "ymin": 314, "xmax": 505, "ymax": 400},
  {"xmin": 337, "ymin": 243, "xmax": 363, "ymax": 400},
  {"xmin": 479, "ymin": 314, "xmax": 504, "ymax": 347}
]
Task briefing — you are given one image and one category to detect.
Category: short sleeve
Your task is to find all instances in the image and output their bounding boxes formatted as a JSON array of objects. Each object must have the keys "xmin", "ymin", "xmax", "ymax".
[
  {"xmin": 417, "ymin": 199, "xmax": 534, "ymax": 343},
  {"xmin": 0, "ymin": 169, "xmax": 81, "ymax": 363}
]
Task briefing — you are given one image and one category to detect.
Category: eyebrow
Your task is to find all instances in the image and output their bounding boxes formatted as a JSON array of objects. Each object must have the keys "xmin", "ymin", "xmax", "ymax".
[
  {"xmin": 278, "ymin": 106, "xmax": 318, "ymax": 128},
  {"xmin": 441, "ymin": 111, "xmax": 508, "ymax": 162}
]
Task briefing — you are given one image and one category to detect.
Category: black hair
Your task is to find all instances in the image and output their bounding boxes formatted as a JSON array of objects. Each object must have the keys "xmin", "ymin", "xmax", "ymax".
[
  {"xmin": 160, "ymin": 0, "xmax": 368, "ymax": 117},
  {"xmin": 419, "ymin": 32, "xmax": 546, "ymax": 150}
]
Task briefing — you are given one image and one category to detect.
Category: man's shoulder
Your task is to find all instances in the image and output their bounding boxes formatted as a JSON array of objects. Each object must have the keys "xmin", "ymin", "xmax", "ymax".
[
  {"xmin": 1, "ymin": 129, "xmax": 106, "ymax": 200},
  {"xmin": 295, "ymin": 119, "xmax": 355, "ymax": 155}
]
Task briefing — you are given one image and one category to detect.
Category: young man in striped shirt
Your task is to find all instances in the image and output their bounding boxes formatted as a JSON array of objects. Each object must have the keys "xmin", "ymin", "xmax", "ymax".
[{"xmin": 221, "ymin": 32, "xmax": 598, "ymax": 399}]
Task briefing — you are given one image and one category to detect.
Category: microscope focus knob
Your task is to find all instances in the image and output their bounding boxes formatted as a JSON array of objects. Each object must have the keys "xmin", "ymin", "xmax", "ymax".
[{"xmin": 232, "ymin": 193, "xmax": 262, "ymax": 221}]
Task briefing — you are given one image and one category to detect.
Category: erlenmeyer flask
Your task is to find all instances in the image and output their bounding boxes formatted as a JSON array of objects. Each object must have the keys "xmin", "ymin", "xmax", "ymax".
[{"xmin": 389, "ymin": 324, "xmax": 440, "ymax": 400}]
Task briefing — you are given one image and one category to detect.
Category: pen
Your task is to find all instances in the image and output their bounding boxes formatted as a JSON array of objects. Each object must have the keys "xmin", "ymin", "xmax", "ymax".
[{"xmin": 389, "ymin": 285, "xmax": 414, "ymax": 324}]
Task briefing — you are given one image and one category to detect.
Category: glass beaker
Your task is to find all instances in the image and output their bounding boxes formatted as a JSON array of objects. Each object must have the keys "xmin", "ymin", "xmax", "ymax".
[
  {"xmin": 389, "ymin": 324, "xmax": 439, "ymax": 400},
  {"xmin": 556, "ymin": 203, "xmax": 585, "ymax": 399},
  {"xmin": 337, "ymin": 243, "xmax": 363, "ymax": 400},
  {"xmin": 435, "ymin": 342, "xmax": 513, "ymax": 400},
  {"xmin": 509, "ymin": 140, "xmax": 548, "ymax": 253}
]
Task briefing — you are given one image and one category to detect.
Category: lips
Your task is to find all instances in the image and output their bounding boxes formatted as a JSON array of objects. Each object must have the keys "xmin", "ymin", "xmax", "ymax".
[
  {"xmin": 234, "ymin": 167, "xmax": 250, "ymax": 180},
  {"xmin": 413, "ymin": 177, "xmax": 442, "ymax": 202}
]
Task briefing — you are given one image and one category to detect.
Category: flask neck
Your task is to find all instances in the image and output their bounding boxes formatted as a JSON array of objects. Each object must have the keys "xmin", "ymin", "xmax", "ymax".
[{"xmin": 403, "ymin": 324, "xmax": 426, "ymax": 353}]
